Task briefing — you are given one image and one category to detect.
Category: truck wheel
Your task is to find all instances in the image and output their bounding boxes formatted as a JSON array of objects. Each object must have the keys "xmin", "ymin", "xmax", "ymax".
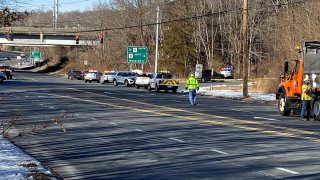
[
  {"xmin": 85, "ymin": 80, "xmax": 87, "ymax": 83},
  {"xmin": 172, "ymin": 88, "xmax": 177, "ymax": 93},
  {"xmin": 136, "ymin": 85, "xmax": 140, "ymax": 89},
  {"xmin": 313, "ymin": 98, "xmax": 320, "ymax": 120},
  {"xmin": 124, "ymin": 80, "xmax": 129, "ymax": 87},
  {"xmin": 278, "ymin": 94, "xmax": 291, "ymax": 116},
  {"xmin": 155, "ymin": 84, "xmax": 159, "ymax": 92},
  {"xmin": 147, "ymin": 84, "xmax": 152, "ymax": 91},
  {"xmin": 113, "ymin": 80, "xmax": 118, "ymax": 86}
]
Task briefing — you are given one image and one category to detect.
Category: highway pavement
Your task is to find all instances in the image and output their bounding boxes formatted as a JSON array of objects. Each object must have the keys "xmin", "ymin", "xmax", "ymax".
[{"xmin": 1, "ymin": 70, "xmax": 320, "ymax": 179}]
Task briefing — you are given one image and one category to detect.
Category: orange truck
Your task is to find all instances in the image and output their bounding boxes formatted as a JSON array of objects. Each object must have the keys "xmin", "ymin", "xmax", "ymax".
[{"xmin": 276, "ymin": 41, "xmax": 320, "ymax": 120}]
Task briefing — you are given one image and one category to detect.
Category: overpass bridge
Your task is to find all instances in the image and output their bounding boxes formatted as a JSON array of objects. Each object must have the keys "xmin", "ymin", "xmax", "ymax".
[{"xmin": 0, "ymin": 27, "xmax": 101, "ymax": 46}]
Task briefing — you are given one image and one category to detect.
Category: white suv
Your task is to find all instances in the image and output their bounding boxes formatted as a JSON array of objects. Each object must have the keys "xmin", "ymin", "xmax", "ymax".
[
  {"xmin": 84, "ymin": 71, "xmax": 101, "ymax": 83},
  {"xmin": 100, "ymin": 71, "xmax": 117, "ymax": 84},
  {"xmin": 112, "ymin": 71, "xmax": 136, "ymax": 87}
]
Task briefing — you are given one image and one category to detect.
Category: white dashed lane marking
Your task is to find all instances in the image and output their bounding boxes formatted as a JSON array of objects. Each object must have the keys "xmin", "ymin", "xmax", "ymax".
[
  {"xmin": 254, "ymin": 117, "xmax": 279, "ymax": 121},
  {"xmin": 169, "ymin": 138, "xmax": 185, "ymax": 143},
  {"xmin": 211, "ymin": 149, "xmax": 229, "ymax": 155},
  {"xmin": 276, "ymin": 167, "xmax": 300, "ymax": 175},
  {"xmin": 135, "ymin": 129, "xmax": 145, "ymax": 132}
]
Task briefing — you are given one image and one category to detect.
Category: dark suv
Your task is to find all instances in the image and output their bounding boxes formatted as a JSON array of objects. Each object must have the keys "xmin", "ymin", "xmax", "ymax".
[{"xmin": 67, "ymin": 69, "xmax": 82, "ymax": 80}]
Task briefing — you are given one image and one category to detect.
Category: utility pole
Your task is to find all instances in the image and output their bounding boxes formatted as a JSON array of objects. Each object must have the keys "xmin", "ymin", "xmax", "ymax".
[
  {"xmin": 242, "ymin": 0, "xmax": 249, "ymax": 97},
  {"xmin": 53, "ymin": 0, "xmax": 55, "ymax": 28},
  {"xmin": 53, "ymin": 0, "xmax": 59, "ymax": 28},
  {"xmin": 154, "ymin": 6, "xmax": 160, "ymax": 74}
]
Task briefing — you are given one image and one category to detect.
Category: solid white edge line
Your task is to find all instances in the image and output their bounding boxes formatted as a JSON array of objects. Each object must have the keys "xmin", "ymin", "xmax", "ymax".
[
  {"xmin": 110, "ymin": 122, "xmax": 117, "ymax": 126},
  {"xmin": 211, "ymin": 149, "xmax": 229, "ymax": 155},
  {"xmin": 135, "ymin": 129, "xmax": 144, "ymax": 132},
  {"xmin": 254, "ymin": 117, "xmax": 279, "ymax": 121},
  {"xmin": 169, "ymin": 138, "xmax": 185, "ymax": 143},
  {"xmin": 276, "ymin": 167, "xmax": 300, "ymax": 174}
]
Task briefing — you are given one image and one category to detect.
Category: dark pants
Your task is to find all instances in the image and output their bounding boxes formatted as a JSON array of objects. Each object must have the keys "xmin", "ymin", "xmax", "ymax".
[{"xmin": 300, "ymin": 100, "xmax": 311, "ymax": 120}]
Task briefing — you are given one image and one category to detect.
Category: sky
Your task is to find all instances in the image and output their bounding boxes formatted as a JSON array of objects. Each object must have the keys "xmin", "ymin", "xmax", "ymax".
[{"xmin": 7, "ymin": 0, "xmax": 110, "ymax": 12}]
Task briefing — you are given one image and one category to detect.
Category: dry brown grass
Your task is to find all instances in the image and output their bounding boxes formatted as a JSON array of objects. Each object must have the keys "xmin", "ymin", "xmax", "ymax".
[{"xmin": 206, "ymin": 78, "xmax": 279, "ymax": 94}]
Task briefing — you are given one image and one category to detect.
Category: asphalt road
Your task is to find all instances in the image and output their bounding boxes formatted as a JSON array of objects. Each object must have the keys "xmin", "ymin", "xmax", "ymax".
[{"xmin": 2, "ymin": 71, "xmax": 320, "ymax": 179}]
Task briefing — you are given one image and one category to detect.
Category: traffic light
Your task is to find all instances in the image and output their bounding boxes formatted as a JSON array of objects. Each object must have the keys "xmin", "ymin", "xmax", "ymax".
[
  {"xmin": 75, "ymin": 34, "xmax": 80, "ymax": 44},
  {"xmin": 6, "ymin": 30, "xmax": 13, "ymax": 41}
]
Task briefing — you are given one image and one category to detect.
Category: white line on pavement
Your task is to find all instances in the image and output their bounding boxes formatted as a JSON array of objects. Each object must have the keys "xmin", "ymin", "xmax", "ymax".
[
  {"xmin": 90, "ymin": 118, "xmax": 96, "ymax": 120},
  {"xmin": 110, "ymin": 122, "xmax": 118, "ymax": 126},
  {"xmin": 135, "ymin": 129, "xmax": 145, "ymax": 132},
  {"xmin": 169, "ymin": 138, "xmax": 185, "ymax": 143},
  {"xmin": 254, "ymin": 117, "xmax": 279, "ymax": 121},
  {"xmin": 232, "ymin": 109, "xmax": 252, "ymax": 113},
  {"xmin": 211, "ymin": 149, "xmax": 229, "ymax": 155},
  {"xmin": 276, "ymin": 167, "xmax": 300, "ymax": 174}
]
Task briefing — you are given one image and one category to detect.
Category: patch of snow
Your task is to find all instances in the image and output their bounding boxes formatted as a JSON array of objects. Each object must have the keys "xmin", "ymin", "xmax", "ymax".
[
  {"xmin": 0, "ymin": 136, "xmax": 55, "ymax": 179},
  {"xmin": 181, "ymin": 86, "xmax": 276, "ymax": 102}
]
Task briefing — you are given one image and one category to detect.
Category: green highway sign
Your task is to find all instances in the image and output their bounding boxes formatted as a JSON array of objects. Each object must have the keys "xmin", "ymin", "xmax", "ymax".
[
  {"xmin": 30, "ymin": 51, "xmax": 41, "ymax": 59},
  {"xmin": 127, "ymin": 46, "xmax": 148, "ymax": 64}
]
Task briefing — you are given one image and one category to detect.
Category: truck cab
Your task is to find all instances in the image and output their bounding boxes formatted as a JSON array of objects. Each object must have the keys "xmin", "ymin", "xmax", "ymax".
[
  {"xmin": 148, "ymin": 71, "xmax": 179, "ymax": 93},
  {"xmin": 277, "ymin": 41, "xmax": 320, "ymax": 119}
]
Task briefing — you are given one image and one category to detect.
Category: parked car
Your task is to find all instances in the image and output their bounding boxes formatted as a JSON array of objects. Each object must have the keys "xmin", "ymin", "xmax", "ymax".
[
  {"xmin": 84, "ymin": 71, "xmax": 102, "ymax": 83},
  {"xmin": 0, "ymin": 65, "xmax": 13, "ymax": 79},
  {"xmin": 112, "ymin": 71, "xmax": 137, "ymax": 87},
  {"xmin": 0, "ymin": 71, "xmax": 6, "ymax": 83},
  {"xmin": 219, "ymin": 64, "xmax": 234, "ymax": 79},
  {"xmin": 100, "ymin": 71, "xmax": 117, "ymax": 84},
  {"xmin": 81, "ymin": 70, "xmax": 89, "ymax": 80},
  {"xmin": 67, "ymin": 69, "xmax": 82, "ymax": 80},
  {"xmin": 135, "ymin": 73, "xmax": 154, "ymax": 89}
]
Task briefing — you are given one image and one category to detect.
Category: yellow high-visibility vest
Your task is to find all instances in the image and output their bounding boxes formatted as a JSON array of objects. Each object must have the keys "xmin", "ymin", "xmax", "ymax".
[
  {"xmin": 186, "ymin": 77, "xmax": 199, "ymax": 90},
  {"xmin": 301, "ymin": 84, "xmax": 312, "ymax": 100}
]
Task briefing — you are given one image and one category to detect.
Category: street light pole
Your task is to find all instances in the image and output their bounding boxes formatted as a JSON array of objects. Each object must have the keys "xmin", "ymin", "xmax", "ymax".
[{"xmin": 154, "ymin": 6, "xmax": 160, "ymax": 74}]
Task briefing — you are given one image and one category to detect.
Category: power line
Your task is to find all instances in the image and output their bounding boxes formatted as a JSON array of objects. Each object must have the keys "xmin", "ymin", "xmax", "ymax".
[
  {"xmin": 43, "ymin": 0, "xmax": 310, "ymax": 34},
  {"xmin": 17, "ymin": 0, "xmax": 314, "ymax": 34}
]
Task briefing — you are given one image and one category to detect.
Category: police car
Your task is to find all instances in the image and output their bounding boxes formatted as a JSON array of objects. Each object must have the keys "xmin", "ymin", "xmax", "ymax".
[{"xmin": 219, "ymin": 65, "xmax": 233, "ymax": 78}]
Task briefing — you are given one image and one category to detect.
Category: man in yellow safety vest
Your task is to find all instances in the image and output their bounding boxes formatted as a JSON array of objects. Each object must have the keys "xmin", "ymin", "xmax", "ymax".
[
  {"xmin": 185, "ymin": 73, "xmax": 199, "ymax": 106},
  {"xmin": 301, "ymin": 78, "xmax": 313, "ymax": 121}
]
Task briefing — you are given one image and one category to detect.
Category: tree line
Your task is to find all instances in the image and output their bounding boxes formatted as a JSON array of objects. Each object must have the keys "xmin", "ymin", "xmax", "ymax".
[{"xmin": 8, "ymin": 0, "xmax": 320, "ymax": 78}]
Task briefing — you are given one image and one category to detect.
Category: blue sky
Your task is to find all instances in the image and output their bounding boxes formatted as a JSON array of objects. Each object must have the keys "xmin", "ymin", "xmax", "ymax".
[{"xmin": 10, "ymin": 0, "xmax": 109, "ymax": 12}]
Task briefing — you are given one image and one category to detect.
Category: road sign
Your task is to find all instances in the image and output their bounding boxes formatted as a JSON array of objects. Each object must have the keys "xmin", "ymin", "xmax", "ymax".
[
  {"xmin": 127, "ymin": 46, "xmax": 148, "ymax": 64},
  {"xmin": 30, "ymin": 51, "xmax": 41, "ymax": 59}
]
